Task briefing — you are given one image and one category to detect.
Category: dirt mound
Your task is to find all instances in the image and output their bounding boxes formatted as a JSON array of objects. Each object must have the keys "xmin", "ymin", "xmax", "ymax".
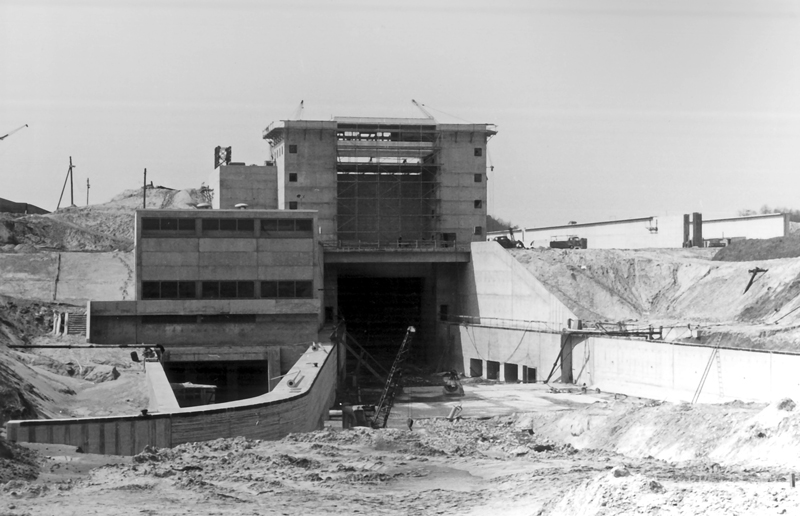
[
  {"xmin": 714, "ymin": 232, "xmax": 800, "ymax": 261},
  {"xmin": 0, "ymin": 296, "xmax": 147, "ymax": 430},
  {"xmin": 0, "ymin": 438, "xmax": 40, "ymax": 483},
  {"xmin": 0, "ymin": 213, "xmax": 131, "ymax": 253},
  {"xmin": 0, "ymin": 187, "xmax": 206, "ymax": 253},
  {"xmin": 510, "ymin": 248, "xmax": 800, "ymax": 335}
]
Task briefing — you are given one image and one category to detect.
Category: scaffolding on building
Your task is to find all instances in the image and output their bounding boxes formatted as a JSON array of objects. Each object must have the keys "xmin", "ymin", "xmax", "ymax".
[{"xmin": 334, "ymin": 119, "xmax": 458, "ymax": 249}]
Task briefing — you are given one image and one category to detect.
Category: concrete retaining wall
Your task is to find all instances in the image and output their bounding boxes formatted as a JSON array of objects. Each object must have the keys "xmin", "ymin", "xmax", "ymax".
[
  {"xmin": 454, "ymin": 325, "xmax": 800, "ymax": 403},
  {"xmin": 454, "ymin": 324, "xmax": 563, "ymax": 382},
  {"xmin": 0, "ymin": 252, "xmax": 133, "ymax": 303},
  {"xmin": 7, "ymin": 343, "xmax": 338, "ymax": 455},
  {"xmin": 573, "ymin": 336, "xmax": 800, "ymax": 403}
]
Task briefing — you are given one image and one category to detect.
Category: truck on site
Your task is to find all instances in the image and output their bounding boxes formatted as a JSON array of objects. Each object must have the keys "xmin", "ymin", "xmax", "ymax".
[
  {"xmin": 493, "ymin": 235, "xmax": 524, "ymax": 249},
  {"xmin": 549, "ymin": 236, "xmax": 588, "ymax": 249},
  {"xmin": 493, "ymin": 228, "xmax": 525, "ymax": 249}
]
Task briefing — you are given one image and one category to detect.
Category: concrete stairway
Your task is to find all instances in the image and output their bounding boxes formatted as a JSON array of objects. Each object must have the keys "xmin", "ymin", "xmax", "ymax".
[{"xmin": 66, "ymin": 314, "xmax": 87, "ymax": 336}]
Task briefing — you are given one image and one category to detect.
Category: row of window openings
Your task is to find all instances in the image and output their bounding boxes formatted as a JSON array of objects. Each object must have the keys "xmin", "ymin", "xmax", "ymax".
[
  {"xmin": 290, "ymin": 173, "xmax": 484, "ymax": 183},
  {"xmin": 287, "ymin": 143, "xmax": 483, "ymax": 157},
  {"xmin": 142, "ymin": 218, "xmax": 313, "ymax": 232},
  {"xmin": 142, "ymin": 281, "xmax": 313, "ymax": 299}
]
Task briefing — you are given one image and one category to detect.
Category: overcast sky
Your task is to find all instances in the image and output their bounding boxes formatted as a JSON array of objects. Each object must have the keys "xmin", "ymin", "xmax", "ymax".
[{"xmin": 2, "ymin": 0, "xmax": 798, "ymax": 227}]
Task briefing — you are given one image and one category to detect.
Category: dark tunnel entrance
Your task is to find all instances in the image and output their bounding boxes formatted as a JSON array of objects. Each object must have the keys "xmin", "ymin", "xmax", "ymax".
[
  {"xmin": 337, "ymin": 276, "xmax": 423, "ymax": 369},
  {"xmin": 163, "ymin": 360, "xmax": 270, "ymax": 406}
]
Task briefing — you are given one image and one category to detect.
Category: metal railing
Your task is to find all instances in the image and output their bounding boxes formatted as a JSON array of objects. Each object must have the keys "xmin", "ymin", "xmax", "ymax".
[
  {"xmin": 322, "ymin": 239, "xmax": 470, "ymax": 252},
  {"xmin": 440, "ymin": 314, "xmax": 562, "ymax": 333}
]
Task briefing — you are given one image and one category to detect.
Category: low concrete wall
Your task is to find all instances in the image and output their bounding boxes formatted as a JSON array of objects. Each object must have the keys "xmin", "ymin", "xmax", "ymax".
[
  {"xmin": 451, "ymin": 322, "xmax": 800, "ymax": 403},
  {"xmin": 573, "ymin": 336, "xmax": 800, "ymax": 403},
  {"xmin": 7, "ymin": 343, "xmax": 338, "ymax": 455}
]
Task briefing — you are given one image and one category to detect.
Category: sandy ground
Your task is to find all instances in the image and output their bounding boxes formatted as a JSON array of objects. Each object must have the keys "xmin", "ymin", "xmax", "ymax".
[{"xmin": 4, "ymin": 383, "xmax": 800, "ymax": 516}]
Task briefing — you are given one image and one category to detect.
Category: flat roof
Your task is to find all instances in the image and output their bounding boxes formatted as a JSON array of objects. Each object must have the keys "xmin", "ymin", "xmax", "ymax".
[
  {"xmin": 334, "ymin": 116, "xmax": 437, "ymax": 125},
  {"xmin": 704, "ymin": 213, "xmax": 787, "ymax": 224},
  {"xmin": 510, "ymin": 216, "xmax": 655, "ymax": 234}
]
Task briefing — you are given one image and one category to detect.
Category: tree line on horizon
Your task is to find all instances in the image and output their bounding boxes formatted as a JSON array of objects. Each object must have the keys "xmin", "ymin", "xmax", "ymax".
[{"xmin": 738, "ymin": 206, "xmax": 800, "ymax": 223}]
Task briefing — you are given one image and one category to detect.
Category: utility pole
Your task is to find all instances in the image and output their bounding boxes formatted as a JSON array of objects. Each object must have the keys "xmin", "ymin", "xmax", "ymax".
[
  {"xmin": 143, "ymin": 168, "xmax": 147, "ymax": 209},
  {"xmin": 86, "ymin": 178, "xmax": 90, "ymax": 206},
  {"xmin": 57, "ymin": 157, "xmax": 76, "ymax": 210}
]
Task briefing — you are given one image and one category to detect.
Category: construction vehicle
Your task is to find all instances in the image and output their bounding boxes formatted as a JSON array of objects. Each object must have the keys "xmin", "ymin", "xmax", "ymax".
[
  {"xmin": 493, "ymin": 235, "xmax": 524, "ymax": 249},
  {"xmin": 442, "ymin": 370, "xmax": 464, "ymax": 396},
  {"xmin": 549, "ymin": 236, "xmax": 587, "ymax": 249},
  {"xmin": 493, "ymin": 228, "xmax": 524, "ymax": 249}
]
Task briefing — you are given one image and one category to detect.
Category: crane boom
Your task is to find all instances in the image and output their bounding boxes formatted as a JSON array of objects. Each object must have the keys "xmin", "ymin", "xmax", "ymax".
[
  {"xmin": 0, "ymin": 124, "xmax": 28, "ymax": 141},
  {"xmin": 411, "ymin": 99, "xmax": 435, "ymax": 121},
  {"xmin": 292, "ymin": 100, "xmax": 304, "ymax": 120}
]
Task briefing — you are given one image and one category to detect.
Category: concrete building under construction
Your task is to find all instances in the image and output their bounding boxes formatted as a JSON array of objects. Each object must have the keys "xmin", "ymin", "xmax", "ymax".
[{"xmin": 89, "ymin": 113, "xmax": 498, "ymax": 402}]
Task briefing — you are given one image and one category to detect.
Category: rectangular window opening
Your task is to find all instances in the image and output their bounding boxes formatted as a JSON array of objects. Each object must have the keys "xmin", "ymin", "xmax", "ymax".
[
  {"xmin": 202, "ymin": 282, "xmax": 220, "ymax": 299},
  {"xmin": 473, "ymin": 174, "xmax": 482, "ymax": 183},
  {"xmin": 219, "ymin": 219, "xmax": 237, "ymax": 231},
  {"xmin": 177, "ymin": 219, "xmax": 196, "ymax": 231},
  {"xmin": 288, "ymin": 173, "xmax": 298, "ymax": 182},
  {"xmin": 474, "ymin": 200, "xmax": 482, "ymax": 209}
]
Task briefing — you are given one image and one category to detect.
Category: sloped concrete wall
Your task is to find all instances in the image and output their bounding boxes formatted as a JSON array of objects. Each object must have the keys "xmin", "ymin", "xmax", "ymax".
[
  {"xmin": 462, "ymin": 242, "xmax": 577, "ymax": 326},
  {"xmin": 449, "ymin": 242, "xmax": 577, "ymax": 376}
]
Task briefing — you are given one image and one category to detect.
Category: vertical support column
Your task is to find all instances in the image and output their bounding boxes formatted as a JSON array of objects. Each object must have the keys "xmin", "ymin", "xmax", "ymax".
[
  {"xmin": 268, "ymin": 346, "xmax": 281, "ymax": 391},
  {"xmin": 85, "ymin": 301, "xmax": 92, "ymax": 343},
  {"xmin": 561, "ymin": 334, "xmax": 573, "ymax": 384},
  {"xmin": 692, "ymin": 212, "xmax": 703, "ymax": 247}
]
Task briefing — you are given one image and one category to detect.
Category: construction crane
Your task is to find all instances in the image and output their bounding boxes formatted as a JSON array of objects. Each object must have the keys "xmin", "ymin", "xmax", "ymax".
[
  {"xmin": 0, "ymin": 124, "xmax": 28, "ymax": 141},
  {"xmin": 292, "ymin": 100, "xmax": 304, "ymax": 120},
  {"xmin": 369, "ymin": 326, "xmax": 416, "ymax": 429},
  {"xmin": 411, "ymin": 99, "xmax": 435, "ymax": 121}
]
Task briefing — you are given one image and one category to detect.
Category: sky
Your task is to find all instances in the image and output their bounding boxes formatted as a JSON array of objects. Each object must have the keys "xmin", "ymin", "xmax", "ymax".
[{"xmin": 1, "ymin": 0, "xmax": 799, "ymax": 227}]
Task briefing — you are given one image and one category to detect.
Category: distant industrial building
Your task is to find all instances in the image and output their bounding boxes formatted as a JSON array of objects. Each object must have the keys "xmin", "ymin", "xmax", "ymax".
[
  {"xmin": 0, "ymin": 197, "xmax": 49, "ymax": 215},
  {"xmin": 492, "ymin": 212, "xmax": 790, "ymax": 250}
]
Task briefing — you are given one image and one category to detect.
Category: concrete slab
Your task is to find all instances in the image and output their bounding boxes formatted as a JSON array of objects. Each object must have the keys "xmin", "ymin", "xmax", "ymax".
[{"xmin": 386, "ymin": 382, "xmax": 606, "ymax": 428}]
